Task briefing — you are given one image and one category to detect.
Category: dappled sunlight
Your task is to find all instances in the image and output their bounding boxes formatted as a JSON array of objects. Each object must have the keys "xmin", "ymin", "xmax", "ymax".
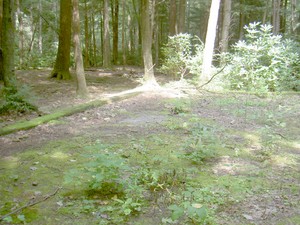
[
  {"xmin": 269, "ymin": 154, "xmax": 298, "ymax": 168},
  {"xmin": 50, "ymin": 151, "xmax": 70, "ymax": 160},
  {"xmin": 0, "ymin": 156, "xmax": 20, "ymax": 169}
]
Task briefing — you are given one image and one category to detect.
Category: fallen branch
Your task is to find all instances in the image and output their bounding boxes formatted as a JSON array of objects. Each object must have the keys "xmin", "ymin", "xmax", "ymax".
[
  {"xmin": 0, "ymin": 187, "xmax": 61, "ymax": 221},
  {"xmin": 199, "ymin": 64, "xmax": 227, "ymax": 88}
]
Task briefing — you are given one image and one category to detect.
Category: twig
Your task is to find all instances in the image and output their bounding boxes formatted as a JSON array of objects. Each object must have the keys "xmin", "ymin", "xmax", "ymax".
[
  {"xmin": 199, "ymin": 64, "xmax": 227, "ymax": 88},
  {"xmin": 0, "ymin": 187, "xmax": 61, "ymax": 221}
]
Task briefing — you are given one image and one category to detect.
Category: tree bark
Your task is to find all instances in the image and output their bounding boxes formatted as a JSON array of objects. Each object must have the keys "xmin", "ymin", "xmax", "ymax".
[
  {"xmin": 272, "ymin": 0, "xmax": 281, "ymax": 34},
  {"xmin": 2, "ymin": 0, "xmax": 15, "ymax": 87},
  {"xmin": 51, "ymin": 0, "xmax": 72, "ymax": 80},
  {"xmin": 103, "ymin": 0, "xmax": 111, "ymax": 68},
  {"xmin": 72, "ymin": 0, "xmax": 88, "ymax": 97},
  {"xmin": 169, "ymin": 0, "xmax": 177, "ymax": 36},
  {"xmin": 0, "ymin": 0, "xmax": 3, "ymax": 81},
  {"xmin": 141, "ymin": 0, "xmax": 157, "ymax": 85},
  {"xmin": 112, "ymin": 0, "xmax": 119, "ymax": 65},
  {"xmin": 122, "ymin": 0, "xmax": 126, "ymax": 67},
  {"xmin": 220, "ymin": 0, "xmax": 231, "ymax": 54},
  {"xmin": 16, "ymin": 0, "xmax": 24, "ymax": 67},
  {"xmin": 84, "ymin": 0, "xmax": 90, "ymax": 68},
  {"xmin": 201, "ymin": 0, "xmax": 221, "ymax": 85},
  {"xmin": 177, "ymin": 0, "xmax": 186, "ymax": 34}
]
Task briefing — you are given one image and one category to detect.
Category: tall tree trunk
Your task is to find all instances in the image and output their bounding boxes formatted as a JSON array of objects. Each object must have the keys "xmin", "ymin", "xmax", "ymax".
[
  {"xmin": 84, "ymin": 0, "xmax": 90, "ymax": 67},
  {"xmin": 92, "ymin": 11, "xmax": 97, "ymax": 66},
  {"xmin": 51, "ymin": 0, "xmax": 72, "ymax": 80},
  {"xmin": 72, "ymin": 0, "xmax": 88, "ymax": 97},
  {"xmin": 38, "ymin": 0, "xmax": 42, "ymax": 54},
  {"xmin": 141, "ymin": 0, "xmax": 157, "ymax": 85},
  {"xmin": 220, "ymin": 0, "xmax": 231, "ymax": 54},
  {"xmin": 2, "ymin": 0, "xmax": 15, "ymax": 87},
  {"xmin": 169, "ymin": 0, "xmax": 177, "ymax": 36},
  {"xmin": 122, "ymin": 0, "xmax": 126, "ymax": 67},
  {"xmin": 16, "ymin": 0, "xmax": 24, "ymax": 67},
  {"xmin": 280, "ymin": 0, "xmax": 287, "ymax": 33},
  {"xmin": 272, "ymin": 0, "xmax": 281, "ymax": 34},
  {"xmin": 291, "ymin": 0, "xmax": 298, "ymax": 34},
  {"xmin": 177, "ymin": 0, "xmax": 186, "ymax": 33},
  {"xmin": 239, "ymin": 0, "xmax": 245, "ymax": 40},
  {"xmin": 0, "ymin": 0, "xmax": 4, "ymax": 81},
  {"xmin": 201, "ymin": 0, "xmax": 221, "ymax": 84},
  {"xmin": 103, "ymin": 0, "xmax": 111, "ymax": 68},
  {"xmin": 112, "ymin": 0, "xmax": 119, "ymax": 65}
]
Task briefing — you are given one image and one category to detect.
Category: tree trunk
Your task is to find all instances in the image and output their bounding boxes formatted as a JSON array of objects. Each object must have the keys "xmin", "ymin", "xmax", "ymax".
[
  {"xmin": 169, "ymin": 0, "xmax": 177, "ymax": 36},
  {"xmin": 2, "ymin": 0, "xmax": 15, "ymax": 87},
  {"xmin": 16, "ymin": 0, "xmax": 24, "ymax": 68},
  {"xmin": 72, "ymin": 0, "xmax": 88, "ymax": 97},
  {"xmin": 51, "ymin": 0, "xmax": 72, "ymax": 80},
  {"xmin": 141, "ymin": 0, "xmax": 157, "ymax": 85},
  {"xmin": 220, "ymin": 0, "xmax": 231, "ymax": 54},
  {"xmin": 201, "ymin": 0, "xmax": 221, "ymax": 85},
  {"xmin": 178, "ymin": 0, "xmax": 186, "ymax": 34},
  {"xmin": 0, "ymin": 0, "xmax": 3, "ymax": 81},
  {"xmin": 38, "ymin": 0, "xmax": 42, "ymax": 54},
  {"xmin": 122, "ymin": 0, "xmax": 126, "ymax": 67},
  {"xmin": 280, "ymin": 0, "xmax": 287, "ymax": 33},
  {"xmin": 92, "ymin": 12, "xmax": 96, "ymax": 66},
  {"xmin": 239, "ymin": 0, "xmax": 245, "ymax": 40},
  {"xmin": 112, "ymin": 0, "xmax": 119, "ymax": 65},
  {"xmin": 272, "ymin": 0, "xmax": 281, "ymax": 34},
  {"xmin": 103, "ymin": 0, "xmax": 111, "ymax": 68},
  {"xmin": 84, "ymin": 0, "xmax": 90, "ymax": 67}
]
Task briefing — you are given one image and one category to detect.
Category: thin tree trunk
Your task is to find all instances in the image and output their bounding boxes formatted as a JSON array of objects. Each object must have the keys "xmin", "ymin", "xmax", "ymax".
[
  {"xmin": 272, "ymin": 0, "xmax": 281, "ymax": 34},
  {"xmin": 84, "ymin": 0, "xmax": 90, "ymax": 67},
  {"xmin": 201, "ymin": 0, "xmax": 221, "ymax": 84},
  {"xmin": 2, "ymin": 0, "xmax": 15, "ymax": 87},
  {"xmin": 239, "ymin": 0, "xmax": 245, "ymax": 40},
  {"xmin": 16, "ymin": 0, "xmax": 23, "ymax": 67},
  {"xmin": 73, "ymin": 0, "xmax": 88, "ymax": 97},
  {"xmin": 51, "ymin": 0, "xmax": 72, "ymax": 80},
  {"xmin": 141, "ymin": 0, "xmax": 157, "ymax": 85},
  {"xmin": 220, "ymin": 0, "xmax": 231, "ymax": 54},
  {"xmin": 112, "ymin": 0, "xmax": 119, "ymax": 65},
  {"xmin": 92, "ymin": 11, "xmax": 96, "ymax": 66},
  {"xmin": 280, "ymin": 0, "xmax": 287, "ymax": 33},
  {"xmin": 169, "ymin": 0, "xmax": 177, "ymax": 36},
  {"xmin": 103, "ymin": 0, "xmax": 111, "ymax": 68},
  {"xmin": 0, "ymin": 0, "xmax": 3, "ymax": 81},
  {"xmin": 122, "ymin": 0, "xmax": 126, "ymax": 67},
  {"xmin": 38, "ymin": 0, "xmax": 42, "ymax": 54},
  {"xmin": 178, "ymin": 0, "xmax": 186, "ymax": 33}
]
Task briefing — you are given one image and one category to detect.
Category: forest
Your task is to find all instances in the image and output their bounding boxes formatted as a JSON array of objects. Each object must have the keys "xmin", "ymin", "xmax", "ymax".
[{"xmin": 0, "ymin": 0, "xmax": 299, "ymax": 224}]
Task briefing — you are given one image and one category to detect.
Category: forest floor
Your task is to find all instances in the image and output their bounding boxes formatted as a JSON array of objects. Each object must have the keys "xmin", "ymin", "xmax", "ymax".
[{"xmin": 0, "ymin": 68, "xmax": 299, "ymax": 225}]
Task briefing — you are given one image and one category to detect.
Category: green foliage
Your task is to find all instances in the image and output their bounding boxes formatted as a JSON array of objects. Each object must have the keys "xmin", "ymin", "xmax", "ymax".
[
  {"xmin": 225, "ymin": 22, "xmax": 300, "ymax": 92},
  {"xmin": 160, "ymin": 34, "xmax": 204, "ymax": 79},
  {"xmin": 180, "ymin": 123, "xmax": 218, "ymax": 164},
  {"xmin": 0, "ymin": 85, "xmax": 37, "ymax": 115}
]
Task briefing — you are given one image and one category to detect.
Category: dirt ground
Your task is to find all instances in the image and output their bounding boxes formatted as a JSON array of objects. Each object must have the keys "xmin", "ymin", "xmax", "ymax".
[{"xmin": 0, "ymin": 68, "xmax": 299, "ymax": 225}]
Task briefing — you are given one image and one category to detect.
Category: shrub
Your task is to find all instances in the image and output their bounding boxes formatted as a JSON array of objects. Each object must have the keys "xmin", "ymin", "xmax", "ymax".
[
  {"xmin": 0, "ymin": 85, "xmax": 37, "ymax": 115},
  {"xmin": 225, "ymin": 22, "xmax": 300, "ymax": 92},
  {"xmin": 160, "ymin": 34, "xmax": 205, "ymax": 80}
]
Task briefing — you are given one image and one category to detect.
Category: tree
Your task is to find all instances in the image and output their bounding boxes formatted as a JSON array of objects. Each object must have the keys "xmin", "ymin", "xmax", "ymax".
[
  {"xmin": 178, "ymin": 0, "xmax": 186, "ymax": 34},
  {"xmin": 169, "ymin": 0, "xmax": 177, "ymax": 36},
  {"xmin": 141, "ymin": 0, "xmax": 157, "ymax": 85},
  {"xmin": 2, "ymin": 0, "xmax": 15, "ymax": 87},
  {"xmin": 51, "ymin": 0, "xmax": 72, "ymax": 80},
  {"xmin": 103, "ymin": 0, "xmax": 111, "ymax": 68},
  {"xmin": 73, "ymin": 0, "xmax": 88, "ymax": 97},
  {"xmin": 272, "ymin": 0, "xmax": 281, "ymax": 34},
  {"xmin": 0, "ymin": 0, "xmax": 3, "ymax": 81},
  {"xmin": 112, "ymin": 0, "xmax": 119, "ymax": 64},
  {"xmin": 220, "ymin": 0, "xmax": 232, "ymax": 54},
  {"xmin": 201, "ymin": 0, "xmax": 221, "ymax": 84},
  {"xmin": 84, "ymin": 0, "xmax": 90, "ymax": 68}
]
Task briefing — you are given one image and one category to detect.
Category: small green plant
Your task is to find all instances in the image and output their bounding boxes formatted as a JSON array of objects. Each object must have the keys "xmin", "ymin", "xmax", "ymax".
[
  {"xmin": 0, "ymin": 85, "xmax": 37, "ymax": 115},
  {"xmin": 181, "ymin": 123, "xmax": 218, "ymax": 164},
  {"xmin": 225, "ymin": 22, "xmax": 300, "ymax": 92}
]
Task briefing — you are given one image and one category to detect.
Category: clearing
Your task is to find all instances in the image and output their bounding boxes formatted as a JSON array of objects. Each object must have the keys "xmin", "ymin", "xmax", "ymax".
[{"xmin": 0, "ymin": 68, "xmax": 299, "ymax": 225}]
